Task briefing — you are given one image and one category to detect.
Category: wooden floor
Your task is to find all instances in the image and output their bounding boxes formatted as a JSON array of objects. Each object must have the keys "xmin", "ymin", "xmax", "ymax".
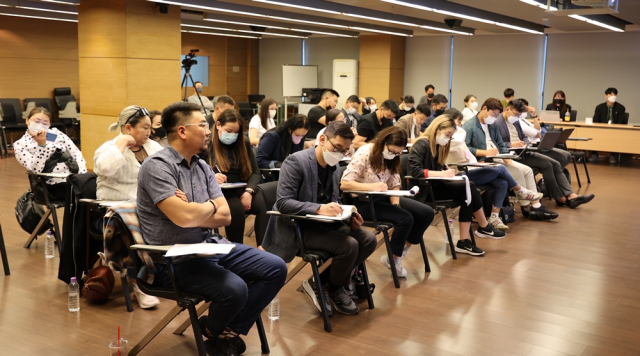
[{"xmin": 1, "ymin": 156, "xmax": 640, "ymax": 356}]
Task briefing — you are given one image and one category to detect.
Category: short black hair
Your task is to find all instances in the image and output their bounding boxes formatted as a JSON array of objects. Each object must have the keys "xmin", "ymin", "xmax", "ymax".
[
  {"xmin": 346, "ymin": 95, "xmax": 360, "ymax": 104},
  {"xmin": 365, "ymin": 97, "xmax": 376, "ymax": 105},
  {"xmin": 161, "ymin": 102, "xmax": 202, "ymax": 134},
  {"xmin": 415, "ymin": 103, "xmax": 431, "ymax": 116},
  {"xmin": 325, "ymin": 120, "xmax": 354, "ymax": 141},
  {"xmin": 504, "ymin": 88, "xmax": 515, "ymax": 98},
  {"xmin": 381, "ymin": 99, "xmax": 400, "ymax": 117},
  {"xmin": 325, "ymin": 109, "xmax": 343, "ymax": 124},
  {"xmin": 463, "ymin": 94, "xmax": 476, "ymax": 103},
  {"xmin": 605, "ymin": 87, "xmax": 618, "ymax": 95},
  {"xmin": 322, "ymin": 89, "xmax": 340, "ymax": 99},
  {"xmin": 402, "ymin": 95, "xmax": 415, "ymax": 104},
  {"xmin": 194, "ymin": 81, "xmax": 202, "ymax": 86},
  {"xmin": 425, "ymin": 84, "xmax": 435, "ymax": 92},
  {"xmin": 444, "ymin": 108, "xmax": 462, "ymax": 122},
  {"xmin": 517, "ymin": 98, "xmax": 529, "ymax": 106},
  {"xmin": 432, "ymin": 94, "xmax": 448, "ymax": 106},
  {"xmin": 216, "ymin": 95, "xmax": 235, "ymax": 107},
  {"xmin": 507, "ymin": 99, "xmax": 526, "ymax": 114}
]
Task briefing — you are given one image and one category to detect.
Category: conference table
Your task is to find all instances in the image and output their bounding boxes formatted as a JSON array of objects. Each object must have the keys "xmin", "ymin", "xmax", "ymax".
[{"xmin": 541, "ymin": 121, "xmax": 640, "ymax": 154}]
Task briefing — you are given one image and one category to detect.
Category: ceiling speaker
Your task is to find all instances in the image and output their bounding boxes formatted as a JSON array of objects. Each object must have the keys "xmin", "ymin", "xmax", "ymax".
[{"xmin": 444, "ymin": 19, "xmax": 463, "ymax": 29}]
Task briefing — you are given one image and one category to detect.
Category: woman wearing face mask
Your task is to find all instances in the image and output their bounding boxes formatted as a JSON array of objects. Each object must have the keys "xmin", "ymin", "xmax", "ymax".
[
  {"xmin": 148, "ymin": 110, "xmax": 167, "ymax": 147},
  {"xmin": 206, "ymin": 109, "xmax": 265, "ymax": 245},
  {"xmin": 257, "ymin": 114, "xmax": 310, "ymax": 169},
  {"xmin": 397, "ymin": 95, "xmax": 415, "ymax": 118},
  {"xmin": 14, "ymin": 107, "xmax": 88, "ymax": 201},
  {"xmin": 461, "ymin": 95, "xmax": 478, "ymax": 124},
  {"xmin": 409, "ymin": 116, "xmax": 509, "ymax": 257},
  {"xmin": 314, "ymin": 108, "xmax": 351, "ymax": 145},
  {"xmin": 545, "ymin": 90, "xmax": 572, "ymax": 120},
  {"xmin": 341, "ymin": 126, "xmax": 434, "ymax": 278},
  {"xmin": 360, "ymin": 96, "xmax": 377, "ymax": 115},
  {"xmin": 249, "ymin": 98, "xmax": 277, "ymax": 146}
]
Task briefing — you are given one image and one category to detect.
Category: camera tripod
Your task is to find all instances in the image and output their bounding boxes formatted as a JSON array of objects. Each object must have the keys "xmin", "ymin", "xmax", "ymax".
[{"xmin": 181, "ymin": 67, "xmax": 209, "ymax": 115}]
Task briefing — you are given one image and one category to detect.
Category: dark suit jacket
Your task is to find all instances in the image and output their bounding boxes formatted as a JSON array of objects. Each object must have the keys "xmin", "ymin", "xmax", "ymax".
[
  {"xmin": 341, "ymin": 108, "xmax": 362, "ymax": 129},
  {"xmin": 262, "ymin": 148, "xmax": 343, "ymax": 262},
  {"xmin": 593, "ymin": 102, "xmax": 626, "ymax": 124}
]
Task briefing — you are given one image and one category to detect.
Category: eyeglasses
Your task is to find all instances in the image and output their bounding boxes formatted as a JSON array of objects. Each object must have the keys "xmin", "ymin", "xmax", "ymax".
[
  {"xmin": 124, "ymin": 107, "xmax": 149, "ymax": 126},
  {"xmin": 183, "ymin": 122, "xmax": 209, "ymax": 129},
  {"xmin": 385, "ymin": 143, "xmax": 402, "ymax": 156},
  {"xmin": 327, "ymin": 137, "xmax": 351, "ymax": 156}
]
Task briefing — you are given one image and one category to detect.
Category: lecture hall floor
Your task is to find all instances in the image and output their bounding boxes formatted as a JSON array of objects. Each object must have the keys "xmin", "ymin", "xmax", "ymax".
[{"xmin": 1, "ymin": 157, "xmax": 640, "ymax": 356}]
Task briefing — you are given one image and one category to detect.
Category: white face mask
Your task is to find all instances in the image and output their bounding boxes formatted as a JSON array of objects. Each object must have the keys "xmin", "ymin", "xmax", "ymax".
[
  {"xmin": 484, "ymin": 115, "xmax": 497, "ymax": 125},
  {"xmin": 436, "ymin": 134, "xmax": 451, "ymax": 146},
  {"xmin": 507, "ymin": 115, "xmax": 519, "ymax": 124},
  {"xmin": 269, "ymin": 109, "xmax": 277, "ymax": 119},
  {"xmin": 404, "ymin": 105, "xmax": 413, "ymax": 111},
  {"xmin": 28, "ymin": 122, "xmax": 44, "ymax": 135},
  {"xmin": 450, "ymin": 126, "xmax": 466, "ymax": 151},
  {"xmin": 469, "ymin": 101, "xmax": 478, "ymax": 111},
  {"xmin": 382, "ymin": 149, "xmax": 396, "ymax": 161},
  {"xmin": 322, "ymin": 139, "xmax": 343, "ymax": 166},
  {"xmin": 346, "ymin": 107, "xmax": 357, "ymax": 115},
  {"xmin": 608, "ymin": 95, "xmax": 617, "ymax": 103},
  {"xmin": 369, "ymin": 104, "xmax": 377, "ymax": 111}
]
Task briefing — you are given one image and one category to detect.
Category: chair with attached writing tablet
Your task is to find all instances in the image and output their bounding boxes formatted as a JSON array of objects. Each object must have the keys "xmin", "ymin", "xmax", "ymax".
[
  {"xmin": 24, "ymin": 172, "xmax": 68, "ymax": 253},
  {"xmin": 556, "ymin": 128, "xmax": 591, "ymax": 188},
  {"xmin": 120, "ymin": 213, "xmax": 270, "ymax": 356}
]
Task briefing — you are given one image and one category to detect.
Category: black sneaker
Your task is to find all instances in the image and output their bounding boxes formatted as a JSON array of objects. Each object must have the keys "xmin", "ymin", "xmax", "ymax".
[
  {"xmin": 199, "ymin": 316, "xmax": 213, "ymax": 339},
  {"xmin": 521, "ymin": 205, "xmax": 530, "ymax": 218},
  {"xmin": 302, "ymin": 279, "xmax": 332, "ymax": 317},
  {"xmin": 455, "ymin": 239, "xmax": 485, "ymax": 256},
  {"xmin": 329, "ymin": 287, "xmax": 360, "ymax": 315},
  {"xmin": 474, "ymin": 223, "xmax": 506, "ymax": 240},
  {"xmin": 204, "ymin": 338, "xmax": 239, "ymax": 356},
  {"xmin": 199, "ymin": 316, "xmax": 245, "ymax": 354},
  {"xmin": 528, "ymin": 204, "xmax": 559, "ymax": 220}
]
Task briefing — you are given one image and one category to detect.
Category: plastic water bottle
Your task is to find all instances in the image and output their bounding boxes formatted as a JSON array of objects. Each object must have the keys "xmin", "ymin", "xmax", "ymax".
[
  {"xmin": 45, "ymin": 230, "xmax": 55, "ymax": 259},
  {"xmin": 564, "ymin": 109, "xmax": 571, "ymax": 122},
  {"xmin": 447, "ymin": 219, "xmax": 455, "ymax": 243},
  {"xmin": 68, "ymin": 277, "xmax": 80, "ymax": 312},
  {"xmin": 268, "ymin": 294, "xmax": 280, "ymax": 321}
]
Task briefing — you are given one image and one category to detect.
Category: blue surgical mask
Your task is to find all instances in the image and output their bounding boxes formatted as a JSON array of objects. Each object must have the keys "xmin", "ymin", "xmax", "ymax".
[{"xmin": 219, "ymin": 132, "xmax": 238, "ymax": 145}]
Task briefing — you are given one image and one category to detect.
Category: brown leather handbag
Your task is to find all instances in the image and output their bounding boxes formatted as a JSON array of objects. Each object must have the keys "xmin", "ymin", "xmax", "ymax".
[{"xmin": 82, "ymin": 265, "xmax": 115, "ymax": 304}]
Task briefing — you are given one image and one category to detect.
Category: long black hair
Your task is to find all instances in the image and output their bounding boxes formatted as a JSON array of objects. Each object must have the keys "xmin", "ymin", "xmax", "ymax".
[{"xmin": 274, "ymin": 114, "xmax": 310, "ymax": 160}]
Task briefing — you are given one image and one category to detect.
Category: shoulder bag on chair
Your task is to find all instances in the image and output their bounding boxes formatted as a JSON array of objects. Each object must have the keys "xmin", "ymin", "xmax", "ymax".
[{"xmin": 14, "ymin": 191, "xmax": 53, "ymax": 235}]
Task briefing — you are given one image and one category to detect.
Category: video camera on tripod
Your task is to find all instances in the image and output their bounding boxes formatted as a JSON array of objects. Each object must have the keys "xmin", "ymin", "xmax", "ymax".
[{"xmin": 182, "ymin": 49, "xmax": 199, "ymax": 72}]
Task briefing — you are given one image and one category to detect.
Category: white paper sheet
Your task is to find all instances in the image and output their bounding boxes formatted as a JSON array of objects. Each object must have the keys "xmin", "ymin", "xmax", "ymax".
[
  {"xmin": 306, "ymin": 205, "xmax": 357, "ymax": 221},
  {"xmin": 165, "ymin": 243, "xmax": 236, "ymax": 257},
  {"xmin": 220, "ymin": 182, "xmax": 247, "ymax": 188}
]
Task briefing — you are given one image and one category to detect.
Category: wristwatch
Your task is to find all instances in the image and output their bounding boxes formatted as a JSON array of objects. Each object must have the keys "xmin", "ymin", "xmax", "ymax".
[{"xmin": 245, "ymin": 188, "xmax": 255, "ymax": 195}]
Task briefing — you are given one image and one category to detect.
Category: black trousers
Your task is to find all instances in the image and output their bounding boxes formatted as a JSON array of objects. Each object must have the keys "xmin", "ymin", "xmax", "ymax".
[
  {"xmin": 222, "ymin": 188, "xmax": 267, "ymax": 245},
  {"xmin": 431, "ymin": 181, "xmax": 483, "ymax": 222}
]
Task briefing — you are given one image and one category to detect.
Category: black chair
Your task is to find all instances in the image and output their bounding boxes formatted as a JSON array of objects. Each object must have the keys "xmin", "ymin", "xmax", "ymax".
[
  {"xmin": 53, "ymin": 87, "xmax": 80, "ymax": 140},
  {"xmin": 121, "ymin": 214, "xmax": 270, "ymax": 356},
  {"xmin": 570, "ymin": 110, "xmax": 577, "ymax": 122},
  {"xmin": 0, "ymin": 220, "xmax": 10, "ymax": 275},
  {"xmin": 238, "ymin": 102, "xmax": 254, "ymax": 123},
  {"xmin": 0, "ymin": 98, "xmax": 27, "ymax": 155},
  {"xmin": 261, "ymin": 181, "xmax": 374, "ymax": 333},
  {"xmin": 24, "ymin": 173, "xmax": 66, "ymax": 254},
  {"xmin": 623, "ymin": 113, "xmax": 629, "ymax": 125},
  {"xmin": 556, "ymin": 130, "xmax": 591, "ymax": 188},
  {"xmin": 248, "ymin": 95, "xmax": 265, "ymax": 105}
]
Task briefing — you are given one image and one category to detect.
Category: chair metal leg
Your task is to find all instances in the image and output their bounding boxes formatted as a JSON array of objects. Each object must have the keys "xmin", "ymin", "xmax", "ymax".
[
  {"xmin": 311, "ymin": 259, "xmax": 332, "ymax": 333},
  {"xmin": 122, "ymin": 275, "xmax": 133, "ymax": 312},
  {"xmin": 0, "ymin": 224, "xmax": 10, "ymax": 275},
  {"xmin": 128, "ymin": 304, "xmax": 185, "ymax": 356},
  {"xmin": 418, "ymin": 237, "xmax": 430, "ymax": 273},
  {"xmin": 441, "ymin": 210, "xmax": 457, "ymax": 260},
  {"xmin": 256, "ymin": 315, "xmax": 270, "ymax": 354},
  {"xmin": 382, "ymin": 228, "xmax": 400, "ymax": 288},
  {"xmin": 173, "ymin": 301, "xmax": 210, "ymax": 335},
  {"xmin": 572, "ymin": 157, "xmax": 582, "ymax": 188},
  {"xmin": 582, "ymin": 155, "xmax": 591, "ymax": 183},
  {"xmin": 1, "ymin": 127, "xmax": 8, "ymax": 158},
  {"xmin": 187, "ymin": 302, "xmax": 208, "ymax": 356},
  {"xmin": 360, "ymin": 262, "xmax": 374, "ymax": 310},
  {"xmin": 24, "ymin": 208, "xmax": 52, "ymax": 248},
  {"xmin": 50, "ymin": 207, "xmax": 63, "ymax": 255}
]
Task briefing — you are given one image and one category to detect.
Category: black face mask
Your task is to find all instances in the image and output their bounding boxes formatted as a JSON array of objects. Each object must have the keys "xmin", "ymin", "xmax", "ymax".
[
  {"xmin": 554, "ymin": 99, "xmax": 565, "ymax": 105},
  {"xmin": 427, "ymin": 93, "xmax": 435, "ymax": 99},
  {"xmin": 152, "ymin": 126, "xmax": 167, "ymax": 139},
  {"xmin": 326, "ymin": 106, "xmax": 332, "ymax": 111},
  {"xmin": 435, "ymin": 108, "xmax": 445, "ymax": 116}
]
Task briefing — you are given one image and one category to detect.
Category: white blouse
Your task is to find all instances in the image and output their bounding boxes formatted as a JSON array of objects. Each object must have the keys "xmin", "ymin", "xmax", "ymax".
[
  {"xmin": 461, "ymin": 107, "xmax": 478, "ymax": 124},
  {"xmin": 13, "ymin": 128, "xmax": 87, "ymax": 184},
  {"xmin": 93, "ymin": 134, "xmax": 164, "ymax": 200},
  {"xmin": 249, "ymin": 114, "xmax": 275, "ymax": 144}
]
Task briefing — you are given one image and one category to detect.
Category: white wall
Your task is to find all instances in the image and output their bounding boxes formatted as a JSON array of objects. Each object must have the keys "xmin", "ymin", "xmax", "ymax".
[
  {"xmin": 404, "ymin": 36, "xmax": 452, "ymax": 103},
  {"xmin": 545, "ymin": 32, "xmax": 640, "ymax": 124},
  {"xmin": 259, "ymin": 38, "xmax": 302, "ymax": 104}
]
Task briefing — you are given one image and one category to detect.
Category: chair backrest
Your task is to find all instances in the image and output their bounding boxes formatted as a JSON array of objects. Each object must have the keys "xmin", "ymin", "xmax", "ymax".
[
  {"xmin": 54, "ymin": 87, "xmax": 72, "ymax": 96},
  {"xmin": 238, "ymin": 102, "xmax": 253, "ymax": 122},
  {"xmin": 24, "ymin": 98, "xmax": 53, "ymax": 113},
  {"xmin": 248, "ymin": 95, "xmax": 265, "ymax": 104},
  {"xmin": 53, "ymin": 87, "xmax": 77, "ymax": 111},
  {"xmin": 623, "ymin": 112, "xmax": 630, "ymax": 125},
  {"xmin": 570, "ymin": 110, "xmax": 577, "ymax": 122},
  {"xmin": 256, "ymin": 181, "xmax": 278, "ymax": 211},
  {"xmin": 400, "ymin": 154, "xmax": 410, "ymax": 190},
  {"xmin": 0, "ymin": 99, "xmax": 23, "ymax": 125}
]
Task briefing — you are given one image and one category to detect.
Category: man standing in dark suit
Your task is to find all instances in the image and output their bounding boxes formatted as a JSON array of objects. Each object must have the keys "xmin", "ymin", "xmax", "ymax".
[
  {"xmin": 262, "ymin": 121, "xmax": 376, "ymax": 316},
  {"xmin": 591, "ymin": 87, "xmax": 627, "ymax": 164}
]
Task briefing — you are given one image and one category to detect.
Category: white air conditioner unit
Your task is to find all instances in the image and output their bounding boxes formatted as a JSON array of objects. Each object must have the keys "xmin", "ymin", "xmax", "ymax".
[{"xmin": 333, "ymin": 59, "xmax": 358, "ymax": 107}]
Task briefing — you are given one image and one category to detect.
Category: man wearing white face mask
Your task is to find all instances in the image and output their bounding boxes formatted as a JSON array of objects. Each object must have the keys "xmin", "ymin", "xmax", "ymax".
[
  {"xmin": 341, "ymin": 95, "xmax": 362, "ymax": 129},
  {"xmin": 263, "ymin": 121, "xmax": 376, "ymax": 316},
  {"xmin": 592, "ymin": 87, "xmax": 627, "ymax": 164},
  {"xmin": 461, "ymin": 95, "xmax": 479, "ymax": 124},
  {"xmin": 187, "ymin": 81, "xmax": 214, "ymax": 115}
]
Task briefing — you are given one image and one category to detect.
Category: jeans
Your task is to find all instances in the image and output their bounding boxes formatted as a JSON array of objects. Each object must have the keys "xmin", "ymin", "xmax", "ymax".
[
  {"xmin": 155, "ymin": 243, "xmax": 286, "ymax": 336},
  {"xmin": 467, "ymin": 165, "xmax": 518, "ymax": 208},
  {"xmin": 356, "ymin": 196, "xmax": 434, "ymax": 257}
]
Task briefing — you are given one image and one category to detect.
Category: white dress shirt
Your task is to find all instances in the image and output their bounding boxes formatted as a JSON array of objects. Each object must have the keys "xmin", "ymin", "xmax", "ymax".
[{"xmin": 93, "ymin": 134, "xmax": 164, "ymax": 200}]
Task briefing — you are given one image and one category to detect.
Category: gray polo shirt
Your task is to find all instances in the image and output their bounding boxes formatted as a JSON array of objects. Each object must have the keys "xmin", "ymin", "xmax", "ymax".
[{"xmin": 137, "ymin": 145, "xmax": 223, "ymax": 245}]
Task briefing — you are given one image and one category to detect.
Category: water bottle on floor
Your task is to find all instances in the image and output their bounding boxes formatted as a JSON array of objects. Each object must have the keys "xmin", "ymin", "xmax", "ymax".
[
  {"xmin": 45, "ymin": 230, "xmax": 55, "ymax": 259},
  {"xmin": 68, "ymin": 277, "xmax": 80, "ymax": 312},
  {"xmin": 447, "ymin": 219, "xmax": 455, "ymax": 244},
  {"xmin": 268, "ymin": 294, "xmax": 280, "ymax": 321}
]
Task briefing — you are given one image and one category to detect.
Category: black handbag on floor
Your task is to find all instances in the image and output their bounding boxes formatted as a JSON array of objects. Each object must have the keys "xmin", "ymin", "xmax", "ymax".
[
  {"xmin": 15, "ymin": 191, "xmax": 52, "ymax": 235},
  {"xmin": 502, "ymin": 204, "xmax": 516, "ymax": 224}
]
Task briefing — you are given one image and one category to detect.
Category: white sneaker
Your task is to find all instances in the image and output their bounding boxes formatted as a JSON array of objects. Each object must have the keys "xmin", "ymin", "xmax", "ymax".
[
  {"xmin": 380, "ymin": 255, "xmax": 407, "ymax": 278},
  {"xmin": 515, "ymin": 187, "xmax": 543, "ymax": 202},
  {"xmin": 132, "ymin": 283, "xmax": 160, "ymax": 309},
  {"xmin": 488, "ymin": 215, "xmax": 509, "ymax": 232}
]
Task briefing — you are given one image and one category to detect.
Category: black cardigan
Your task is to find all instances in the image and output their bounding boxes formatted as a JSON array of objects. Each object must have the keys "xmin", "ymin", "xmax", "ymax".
[
  {"xmin": 593, "ymin": 102, "xmax": 626, "ymax": 124},
  {"xmin": 408, "ymin": 138, "xmax": 446, "ymax": 178}
]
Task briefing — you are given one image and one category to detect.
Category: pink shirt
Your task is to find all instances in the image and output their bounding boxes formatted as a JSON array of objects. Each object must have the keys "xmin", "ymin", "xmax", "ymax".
[{"xmin": 342, "ymin": 144, "xmax": 401, "ymax": 189}]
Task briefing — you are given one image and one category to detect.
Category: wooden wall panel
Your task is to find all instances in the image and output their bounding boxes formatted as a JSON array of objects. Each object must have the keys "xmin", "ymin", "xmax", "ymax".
[
  {"xmin": 80, "ymin": 113, "xmax": 120, "ymax": 169},
  {"xmin": 389, "ymin": 36, "xmax": 405, "ymax": 70},
  {"xmin": 127, "ymin": 59, "xmax": 181, "ymax": 110},
  {"xmin": 227, "ymin": 38, "xmax": 248, "ymax": 68},
  {"xmin": 389, "ymin": 68, "xmax": 405, "ymax": 103},
  {"xmin": 359, "ymin": 68, "xmax": 390, "ymax": 104},
  {"xmin": 359, "ymin": 35, "xmax": 391, "ymax": 70},
  {"xmin": 227, "ymin": 66, "xmax": 248, "ymax": 102},
  {"xmin": 209, "ymin": 65, "xmax": 227, "ymax": 96},
  {"xmin": 125, "ymin": 0, "xmax": 181, "ymax": 60},
  {"xmin": 77, "ymin": 0, "xmax": 127, "ymax": 59},
  {"xmin": 78, "ymin": 57, "xmax": 127, "ymax": 117}
]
